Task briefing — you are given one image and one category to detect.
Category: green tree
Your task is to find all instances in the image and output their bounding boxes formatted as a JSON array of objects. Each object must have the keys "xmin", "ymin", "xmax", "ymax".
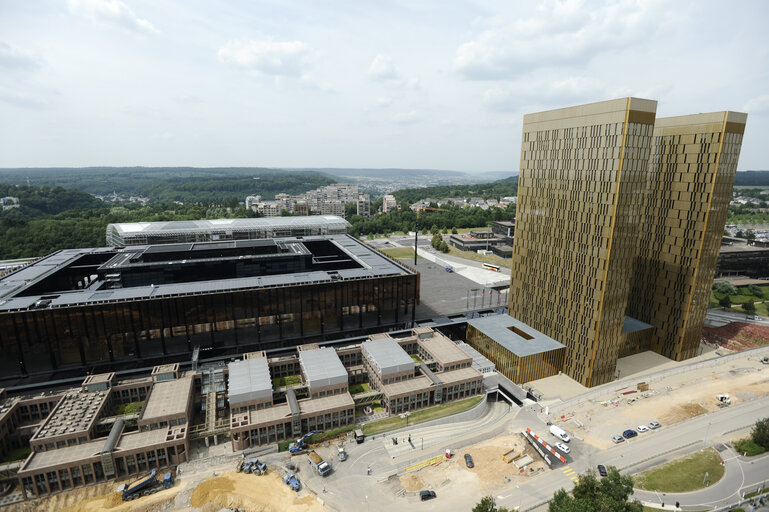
[
  {"xmin": 430, "ymin": 224, "xmax": 440, "ymax": 235},
  {"xmin": 451, "ymin": 228, "xmax": 458, "ymax": 234},
  {"xmin": 752, "ymin": 417, "xmax": 769, "ymax": 449},
  {"xmin": 549, "ymin": 467, "xmax": 642, "ymax": 512},
  {"xmin": 748, "ymin": 284, "xmax": 764, "ymax": 298},
  {"xmin": 439, "ymin": 241, "xmax": 449, "ymax": 253},
  {"xmin": 472, "ymin": 495, "xmax": 510, "ymax": 512},
  {"xmin": 744, "ymin": 301, "xmax": 756, "ymax": 314},
  {"xmin": 719, "ymin": 296, "xmax": 732, "ymax": 309},
  {"xmin": 713, "ymin": 282, "xmax": 738, "ymax": 296}
]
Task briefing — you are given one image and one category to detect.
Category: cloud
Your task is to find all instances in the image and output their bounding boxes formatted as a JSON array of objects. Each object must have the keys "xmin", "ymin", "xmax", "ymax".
[
  {"xmin": 0, "ymin": 42, "xmax": 40, "ymax": 69},
  {"xmin": 455, "ymin": 0, "xmax": 662, "ymax": 80},
  {"xmin": 375, "ymin": 97, "xmax": 393, "ymax": 108},
  {"xmin": 744, "ymin": 94, "xmax": 769, "ymax": 114},
  {"xmin": 0, "ymin": 87, "xmax": 49, "ymax": 109},
  {"xmin": 392, "ymin": 110, "xmax": 420, "ymax": 125},
  {"xmin": 218, "ymin": 40, "xmax": 310, "ymax": 77},
  {"xmin": 67, "ymin": 0, "xmax": 158, "ymax": 35},
  {"xmin": 369, "ymin": 54, "xmax": 400, "ymax": 81},
  {"xmin": 483, "ymin": 76, "xmax": 608, "ymax": 112}
]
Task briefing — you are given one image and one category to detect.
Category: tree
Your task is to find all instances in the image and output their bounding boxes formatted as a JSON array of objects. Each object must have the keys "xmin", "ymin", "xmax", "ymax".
[
  {"xmin": 744, "ymin": 301, "xmax": 756, "ymax": 314},
  {"xmin": 752, "ymin": 417, "xmax": 769, "ymax": 449},
  {"xmin": 748, "ymin": 284, "xmax": 764, "ymax": 298},
  {"xmin": 472, "ymin": 495, "xmax": 510, "ymax": 512},
  {"xmin": 439, "ymin": 241, "xmax": 449, "ymax": 253},
  {"xmin": 719, "ymin": 296, "xmax": 732, "ymax": 309},
  {"xmin": 713, "ymin": 282, "xmax": 738, "ymax": 295},
  {"xmin": 549, "ymin": 467, "xmax": 642, "ymax": 512}
]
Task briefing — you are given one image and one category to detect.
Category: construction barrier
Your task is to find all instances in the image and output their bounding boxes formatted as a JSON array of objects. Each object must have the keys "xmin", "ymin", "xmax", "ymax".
[{"xmin": 526, "ymin": 427, "xmax": 566, "ymax": 463}]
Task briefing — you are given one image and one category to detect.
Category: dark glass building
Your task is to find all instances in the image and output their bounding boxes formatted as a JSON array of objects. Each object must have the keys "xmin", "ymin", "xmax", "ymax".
[{"xmin": 0, "ymin": 235, "xmax": 419, "ymax": 380}]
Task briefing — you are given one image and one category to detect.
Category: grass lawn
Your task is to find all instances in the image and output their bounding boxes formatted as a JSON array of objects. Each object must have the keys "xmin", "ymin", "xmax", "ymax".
[
  {"xmin": 410, "ymin": 354, "xmax": 421, "ymax": 363},
  {"xmin": 112, "ymin": 401, "xmax": 144, "ymax": 416},
  {"xmin": 733, "ymin": 438, "xmax": 767, "ymax": 456},
  {"xmin": 272, "ymin": 375, "xmax": 302, "ymax": 388},
  {"xmin": 349, "ymin": 383, "xmax": 372, "ymax": 395},
  {"xmin": 362, "ymin": 396, "xmax": 484, "ymax": 436},
  {"xmin": 634, "ymin": 448, "xmax": 724, "ymax": 492},
  {"xmin": 381, "ymin": 247, "xmax": 420, "ymax": 259},
  {"xmin": 444, "ymin": 245, "xmax": 511, "ymax": 269},
  {"xmin": 1, "ymin": 446, "xmax": 31, "ymax": 463}
]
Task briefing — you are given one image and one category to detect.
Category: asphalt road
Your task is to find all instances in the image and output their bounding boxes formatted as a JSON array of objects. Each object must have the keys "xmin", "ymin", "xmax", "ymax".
[{"xmin": 706, "ymin": 308, "xmax": 769, "ymax": 327}]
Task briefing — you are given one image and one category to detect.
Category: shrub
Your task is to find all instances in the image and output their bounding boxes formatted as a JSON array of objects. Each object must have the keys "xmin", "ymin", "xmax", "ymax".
[
  {"xmin": 748, "ymin": 284, "xmax": 764, "ymax": 298},
  {"xmin": 713, "ymin": 282, "xmax": 738, "ymax": 295}
]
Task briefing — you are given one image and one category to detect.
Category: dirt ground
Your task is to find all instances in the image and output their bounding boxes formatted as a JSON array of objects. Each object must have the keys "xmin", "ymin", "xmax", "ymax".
[
  {"xmin": 8, "ymin": 469, "xmax": 328, "ymax": 512},
  {"xmin": 402, "ymin": 433, "xmax": 547, "ymax": 494},
  {"xmin": 563, "ymin": 366, "xmax": 769, "ymax": 450}
]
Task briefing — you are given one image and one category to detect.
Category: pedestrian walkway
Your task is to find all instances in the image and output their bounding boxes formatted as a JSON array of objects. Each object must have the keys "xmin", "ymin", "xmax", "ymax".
[{"xmin": 560, "ymin": 465, "xmax": 579, "ymax": 482}]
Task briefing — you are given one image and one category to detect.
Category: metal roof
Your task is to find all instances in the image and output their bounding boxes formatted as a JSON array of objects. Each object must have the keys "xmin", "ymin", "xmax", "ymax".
[
  {"xmin": 622, "ymin": 316, "xmax": 654, "ymax": 334},
  {"xmin": 141, "ymin": 376, "xmax": 192, "ymax": 421},
  {"xmin": 466, "ymin": 315, "xmax": 565, "ymax": 358},
  {"xmin": 0, "ymin": 235, "xmax": 416, "ymax": 311},
  {"xmin": 299, "ymin": 348, "xmax": 348, "ymax": 390},
  {"xmin": 228, "ymin": 358, "xmax": 273, "ymax": 406},
  {"xmin": 107, "ymin": 215, "xmax": 350, "ymax": 238},
  {"xmin": 362, "ymin": 338, "xmax": 414, "ymax": 376}
]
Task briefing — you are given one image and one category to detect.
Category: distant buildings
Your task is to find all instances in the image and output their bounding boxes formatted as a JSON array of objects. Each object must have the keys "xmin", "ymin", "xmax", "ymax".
[
  {"xmin": 382, "ymin": 194, "xmax": 398, "ymax": 214},
  {"xmin": 0, "ymin": 196, "xmax": 19, "ymax": 210},
  {"xmin": 357, "ymin": 194, "xmax": 370, "ymax": 217},
  {"xmin": 246, "ymin": 183, "xmax": 361, "ymax": 218}
]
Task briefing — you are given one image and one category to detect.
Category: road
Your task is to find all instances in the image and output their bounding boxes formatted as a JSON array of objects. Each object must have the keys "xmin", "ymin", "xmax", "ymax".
[{"xmin": 706, "ymin": 308, "xmax": 769, "ymax": 327}]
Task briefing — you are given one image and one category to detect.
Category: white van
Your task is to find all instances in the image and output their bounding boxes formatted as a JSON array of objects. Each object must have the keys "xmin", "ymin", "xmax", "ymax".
[{"xmin": 550, "ymin": 424, "xmax": 570, "ymax": 443}]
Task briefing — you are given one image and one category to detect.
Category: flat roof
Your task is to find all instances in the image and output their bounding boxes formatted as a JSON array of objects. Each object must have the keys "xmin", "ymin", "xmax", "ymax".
[
  {"xmin": 417, "ymin": 333, "xmax": 471, "ymax": 366},
  {"xmin": 467, "ymin": 315, "xmax": 565, "ymax": 357},
  {"xmin": 107, "ymin": 216, "xmax": 350, "ymax": 236},
  {"xmin": 248, "ymin": 403, "xmax": 291, "ymax": 425},
  {"xmin": 622, "ymin": 316, "xmax": 654, "ymax": 335},
  {"xmin": 436, "ymin": 367, "xmax": 483, "ymax": 385},
  {"xmin": 33, "ymin": 391, "xmax": 107, "ymax": 440},
  {"xmin": 228, "ymin": 358, "xmax": 273, "ymax": 405},
  {"xmin": 20, "ymin": 439, "xmax": 101, "ymax": 473},
  {"xmin": 362, "ymin": 338, "xmax": 415, "ymax": 376},
  {"xmin": 0, "ymin": 235, "xmax": 415, "ymax": 311},
  {"xmin": 141, "ymin": 376, "xmax": 193, "ymax": 421},
  {"xmin": 383, "ymin": 376, "xmax": 432, "ymax": 397},
  {"xmin": 455, "ymin": 342, "xmax": 496, "ymax": 372},
  {"xmin": 299, "ymin": 393, "xmax": 354, "ymax": 415},
  {"xmin": 299, "ymin": 348, "xmax": 348, "ymax": 390},
  {"xmin": 115, "ymin": 429, "xmax": 170, "ymax": 452}
]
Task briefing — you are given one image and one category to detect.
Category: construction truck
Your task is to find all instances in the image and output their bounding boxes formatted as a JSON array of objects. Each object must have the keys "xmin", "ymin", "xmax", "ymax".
[
  {"xmin": 117, "ymin": 468, "xmax": 174, "ymax": 501},
  {"xmin": 308, "ymin": 450, "xmax": 332, "ymax": 476},
  {"xmin": 282, "ymin": 471, "xmax": 301, "ymax": 491},
  {"xmin": 251, "ymin": 458, "xmax": 268, "ymax": 475},
  {"xmin": 289, "ymin": 430, "xmax": 320, "ymax": 454}
]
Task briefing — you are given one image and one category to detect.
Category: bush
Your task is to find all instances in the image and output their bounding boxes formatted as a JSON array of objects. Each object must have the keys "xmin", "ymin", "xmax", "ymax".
[
  {"xmin": 748, "ymin": 284, "xmax": 765, "ymax": 298},
  {"xmin": 733, "ymin": 438, "xmax": 767, "ymax": 456},
  {"xmin": 719, "ymin": 296, "xmax": 732, "ymax": 309},
  {"xmin": 752, "ymin": 417, "xmax": 769, "ymax": 449},
  {"xmin": 713, "ymin": 282, "xmax": 738, "ymax": 295}
]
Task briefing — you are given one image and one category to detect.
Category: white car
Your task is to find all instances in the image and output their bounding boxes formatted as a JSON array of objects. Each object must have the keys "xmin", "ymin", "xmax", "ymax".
[
  {"xmin": 555, "ymin": 442, "xmax": 570, "ymax": 454},
  {"xmin": 637, "ymin": 425, "xmax": 649, "ymax": 433}
]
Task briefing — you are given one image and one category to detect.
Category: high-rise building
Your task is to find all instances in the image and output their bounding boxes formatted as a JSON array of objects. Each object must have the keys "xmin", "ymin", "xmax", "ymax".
[
  {"xmin": 357, "ymin": 194, "xmax": 371, "ymax": 217},
  {"xmin": 624, "ymin": 111, "xmax": 747, "ymax": 362},
  {"xmin": 382, "ymin": 195, "xmax": 397, "ymax": 214},
  {"xmin": 509, "ymin": 97, "xmax": 658, "ymax": 387},
  {"xmin": 508, "ymin": 98, "xmax": 746, "ymax": 387}
]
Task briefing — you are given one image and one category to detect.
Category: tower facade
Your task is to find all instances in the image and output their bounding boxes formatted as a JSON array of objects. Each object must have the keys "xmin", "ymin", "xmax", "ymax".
[
  {"xmin": 625, "ymin": 112, "xmax": 747, "ymax": 361},
  {"xmin": 509, "ymin": 98, "xmax": 746, "ymax": 387},
  {"xmin": 509, "ymin": 98, "xmax": 657, "ymax": 387}
]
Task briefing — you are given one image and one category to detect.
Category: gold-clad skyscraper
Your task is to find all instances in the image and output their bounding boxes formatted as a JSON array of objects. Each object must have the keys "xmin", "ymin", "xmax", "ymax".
[
  {"xmin": 624, "ymin": 112, "xmax": 748, "ymax": 362},
  {"xmin": 509, "ymin": 98, "xmax": 746, "ymax": 387}
]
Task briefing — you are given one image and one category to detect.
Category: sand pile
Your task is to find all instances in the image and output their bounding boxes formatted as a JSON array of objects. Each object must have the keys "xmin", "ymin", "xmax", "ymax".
[
  {"xmin": 188, "ymin": 470, "xmax": 327, "ymax": 512},
  {"xmin": 400, "ymin": 474, "xmax": 425, "ymax": 492}
]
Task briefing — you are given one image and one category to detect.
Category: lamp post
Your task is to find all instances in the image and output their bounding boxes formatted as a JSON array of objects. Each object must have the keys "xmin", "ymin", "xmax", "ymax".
[{"xmin": 365, "ymin": 495, "xmax": 369, "ymax": 512}]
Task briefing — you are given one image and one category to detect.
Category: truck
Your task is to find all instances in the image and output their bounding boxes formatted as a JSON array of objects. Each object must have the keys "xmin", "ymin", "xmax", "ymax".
[
  {"xmin": 250, "ymin": 458, "xmax": 268, "ymax": 475},
  {"xmin": 337, "ymin": 446, "xmax": 347, "ymax": 461},
  {"xmin": 716, "ymin": 394, "xmax": 731, "ymax": 406},
  {"xmin": 308, "ymin": 450, "xmax": 332, "ymax": 476},
  {"xmin": 355, "ymin": 429, "xmax": 365, "ymax": 444},
  {"xmin": 117, "ymin": 468, "xmax": 174, "ymax": 501},
  {"xmin": 549, "ymin": 424, "xmax": 570, "ymax": 443},
  {"xmin": 281, "ymin": 471, "xmax": 301, "ymax": 491}
]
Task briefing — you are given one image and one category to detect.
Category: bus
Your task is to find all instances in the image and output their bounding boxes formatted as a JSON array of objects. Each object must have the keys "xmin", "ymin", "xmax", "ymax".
[{"xmin": 482, "ymin": 263, "xmax": 500, "ymax": 272}]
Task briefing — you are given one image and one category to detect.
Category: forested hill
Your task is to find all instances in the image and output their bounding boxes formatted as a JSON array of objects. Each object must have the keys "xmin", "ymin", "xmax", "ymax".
[
  {"xmin": 0, "ymin": 168, "xmax": 338, "ymax": 203},
  {"xmin": 0, "ymin": 184, "xmax": 104, "ymax": 217},
  {"xmin": 392, "ymin": 175, "xmax": 517, "ymax": 203},
  {"xmin": 734, "ymin": 171, "xmax": 769, "ymax": 186}
]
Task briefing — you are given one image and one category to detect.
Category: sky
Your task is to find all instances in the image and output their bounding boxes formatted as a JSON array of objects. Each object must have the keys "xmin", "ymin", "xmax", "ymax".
[{"xmin": 0, "ymin": 0, "xmax": 767, "ymax": 172}]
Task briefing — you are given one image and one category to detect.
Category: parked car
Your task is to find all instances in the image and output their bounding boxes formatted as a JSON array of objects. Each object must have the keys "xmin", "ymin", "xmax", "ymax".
[
  {"xmin": 612, "ymin": 435, "xmax": 624, "ymax": 444},
  {"xmin": 649, "ymin": 421, "xmax": 661, "ymax": 429},
  {"xmin": 464, "ymin": 454, "xmax": 474, "ymax": 468},
  {"xmin": 555, "ymin": 442, "xmax": 570, "ymax": 454},
  {"xmin": 597, "ymin": 465, "xmax": 608, "ymax": 477},
  {"xmin": 420, "ymin": 490, "xmax": 437, "ymax": 501},
  {"xmin": 637, "ymin": 425, "xmax": 649, "ymax": 433},
  {"xmin": 622, "ymin": 429, "xmax": 637, "ymax": 439}
]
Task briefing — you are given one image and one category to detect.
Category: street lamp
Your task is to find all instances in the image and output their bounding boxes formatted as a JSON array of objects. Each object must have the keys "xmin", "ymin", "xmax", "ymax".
[{"xmin": 365, "ymin": 495, "xmax": 369, "ymax": 512}]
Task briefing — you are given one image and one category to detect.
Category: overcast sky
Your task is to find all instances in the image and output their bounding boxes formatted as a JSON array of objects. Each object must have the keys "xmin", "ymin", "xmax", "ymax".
[{"xmin": 0, "ymin": 0, "xmax": 767, "ymax": 172}]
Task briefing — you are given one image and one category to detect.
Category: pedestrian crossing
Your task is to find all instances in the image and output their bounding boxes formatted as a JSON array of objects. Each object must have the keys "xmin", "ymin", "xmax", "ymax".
[{"xmin": 561, "ymin": 466, "xmax": 579, "ymax": 482}]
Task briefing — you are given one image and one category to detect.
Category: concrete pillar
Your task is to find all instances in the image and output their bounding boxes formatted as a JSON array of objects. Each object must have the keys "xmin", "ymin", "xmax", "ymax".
[
  {"xmin": 205, "ymin": 437, "xmax": 210, "ymax": 447},
  {"xmin": 214, "ymin": 435, "xmax": 218, "ymax": 446}
]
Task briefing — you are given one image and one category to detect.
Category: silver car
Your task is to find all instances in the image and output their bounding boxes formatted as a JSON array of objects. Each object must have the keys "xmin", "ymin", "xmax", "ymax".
[
  {"xmin": 612, "ymin": 435, "xmax": 624, "ymax": 443},
  {"xmin": 649, "ymin": 421, "xmax": 661, "ymax": 429}
]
